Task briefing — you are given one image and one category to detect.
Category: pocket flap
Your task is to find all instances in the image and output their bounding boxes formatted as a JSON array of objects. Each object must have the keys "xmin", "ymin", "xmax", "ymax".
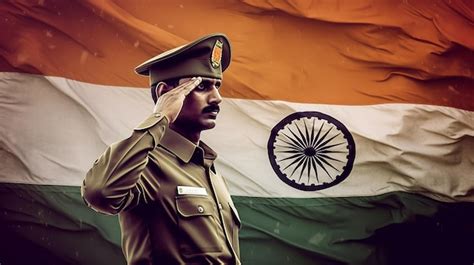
[{"xmin": 176, "ymin": 196, "xmax": 213, "ymax": 217}]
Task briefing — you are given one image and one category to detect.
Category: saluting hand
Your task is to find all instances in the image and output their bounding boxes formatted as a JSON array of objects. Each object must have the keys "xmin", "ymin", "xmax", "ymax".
[{"xmin": 153, "ymin": 77, "xmax": 202, "ymax": 123}]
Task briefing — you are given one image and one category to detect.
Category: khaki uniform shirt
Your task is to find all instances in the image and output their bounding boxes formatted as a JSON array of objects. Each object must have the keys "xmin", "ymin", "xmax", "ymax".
[{"xmin": 81, "ymin": 113, "xmax": 241, "ymax": 265}]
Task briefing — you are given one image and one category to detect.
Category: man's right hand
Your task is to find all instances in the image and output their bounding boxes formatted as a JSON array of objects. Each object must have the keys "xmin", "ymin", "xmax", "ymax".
[{"xmin": 153, "ymin": 77, "xmax": 202, "ymax": 123}]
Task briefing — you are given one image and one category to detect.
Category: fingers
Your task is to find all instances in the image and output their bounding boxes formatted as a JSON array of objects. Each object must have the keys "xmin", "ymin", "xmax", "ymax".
[
  {"xmin": 173, "ymin": 77, "xmax": 202, "ymax": 96},
  {"xmin": 185, "ymin": 77, "xmax": 202, "ymax": 95},
  {"xmin": 153, "ymin": 77, "xmax": 202, "ymax": 122}
]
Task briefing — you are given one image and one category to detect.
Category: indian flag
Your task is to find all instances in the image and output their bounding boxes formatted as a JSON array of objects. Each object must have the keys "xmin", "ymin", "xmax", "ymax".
[{"xmin": 1, "ymin": 1, "xmax": 473, "ymax": 264}]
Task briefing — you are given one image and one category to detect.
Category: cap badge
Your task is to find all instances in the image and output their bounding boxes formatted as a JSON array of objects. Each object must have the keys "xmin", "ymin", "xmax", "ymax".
[{"xmin": 211, "ymin": 39, "xmax": 223, "ymax": 69}]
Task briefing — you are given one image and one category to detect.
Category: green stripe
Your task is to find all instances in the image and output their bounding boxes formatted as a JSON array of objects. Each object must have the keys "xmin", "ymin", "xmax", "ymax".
[
  {"xmin": 233, "ymin": 195, "xmax": 474, "ymax": 265},
  {"xmin": 1, "ymin": 183, "xmax": 473, "ymax": 265},
  {"xmin": 0, "ymin": 183, "xmax": 125, "ymax": 265}
]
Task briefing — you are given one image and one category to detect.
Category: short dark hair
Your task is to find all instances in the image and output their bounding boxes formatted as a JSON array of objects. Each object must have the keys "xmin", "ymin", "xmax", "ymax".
[{"xmin": 150, "ymin": 78, "xmax": 181, "ymax": 103}]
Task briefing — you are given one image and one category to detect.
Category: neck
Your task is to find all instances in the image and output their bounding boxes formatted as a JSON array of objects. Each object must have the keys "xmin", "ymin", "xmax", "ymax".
[{"xmin": 169, "ymin": 124, "xmax": 201, "ymax": 144}]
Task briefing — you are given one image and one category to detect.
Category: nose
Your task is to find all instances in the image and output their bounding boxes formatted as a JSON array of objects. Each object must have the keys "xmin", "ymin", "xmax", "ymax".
[{"xmin": 208, "ymin": 86, "xmax": 222, "ymax": 105}]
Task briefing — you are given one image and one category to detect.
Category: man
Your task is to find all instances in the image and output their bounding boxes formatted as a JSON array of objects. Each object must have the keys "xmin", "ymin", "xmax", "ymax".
[{"xmin": 81, "ymin": 33, "xmax": 241, "ymax": 265}]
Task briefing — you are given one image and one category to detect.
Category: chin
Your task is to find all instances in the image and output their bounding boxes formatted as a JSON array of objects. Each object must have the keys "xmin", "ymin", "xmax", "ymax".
[{"xmin": 200, "ymin": 120, "xmax": 217, "ymax": 130}]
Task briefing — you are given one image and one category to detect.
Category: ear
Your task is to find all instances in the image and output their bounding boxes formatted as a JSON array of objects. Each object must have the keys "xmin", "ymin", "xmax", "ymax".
[{"xmin": 155, "ymin": 82, "xmax": 166, "ymax": 97}]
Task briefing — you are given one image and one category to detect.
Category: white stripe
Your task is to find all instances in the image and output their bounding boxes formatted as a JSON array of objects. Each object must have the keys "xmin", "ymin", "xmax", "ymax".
[
  {"xmin": 1, "ymin": 72, "xmax": 473, "ymax": 202},
  {"xmin": 210, "ymin": 99, "xmax": 474, "ymax": 202}
]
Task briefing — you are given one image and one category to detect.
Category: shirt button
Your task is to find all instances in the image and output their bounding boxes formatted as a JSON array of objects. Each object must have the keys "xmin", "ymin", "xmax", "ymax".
[
  {"xmin": 154, "ymin": 113, "xmax": 161, "ymax": 117},
  {"xmin": 197, "ymin": 206, "xmax": 204, "ymax": 213}
]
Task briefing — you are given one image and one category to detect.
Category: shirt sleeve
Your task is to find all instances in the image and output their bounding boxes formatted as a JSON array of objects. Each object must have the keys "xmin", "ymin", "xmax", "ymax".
[{"xmin": 81, "ymin": 113, "xmax": 169, "ymax": 215}]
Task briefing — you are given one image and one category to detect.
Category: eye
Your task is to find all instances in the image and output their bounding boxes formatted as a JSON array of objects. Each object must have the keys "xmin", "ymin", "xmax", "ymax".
[
  {"xmin": 197, "ymin": 82, "xmax": 206, "ymax": 90},
  {"xmin": 194, "ymin": 80, "xmax": 221, "ymax": 91}
]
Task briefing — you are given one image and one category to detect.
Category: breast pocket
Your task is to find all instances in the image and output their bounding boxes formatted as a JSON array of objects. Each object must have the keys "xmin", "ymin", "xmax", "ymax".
[{"xmin": 175, "ymin": 196, "xmax": 223, "ymax": 255}]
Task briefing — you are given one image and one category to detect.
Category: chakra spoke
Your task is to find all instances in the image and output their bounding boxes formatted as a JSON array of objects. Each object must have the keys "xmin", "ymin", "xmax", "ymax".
[
  {"xmin": 295, "ymin": 120, "xmax": 310, "ymax": 147},
  {"xmin": 316, "ymin": 142, "xmax": 345, "ymax": 152},
  {"xmin": 288, "ymin": 155, "xmax": 307, "ymax": 178},
  {"xmin": 305, "ymin": 155, "xmax": 312, "ymax": 184},
  {"xmin": 317, "ymin": 153, "xmax": 345, "ymax": 163},
  {"xmin": 277, "ymin": 153, "xmax": 305, "ymax": 163},
  {"xmin": 272, "ymin": 138, "xmax": 302, "ymax": 150},
  {"xmin": 275, "ymin": 149, "xmax": 302, "ymax": 154},
  {"xmin": 279, "ymin": 131, "xmax": 305, "ymax": 150},
  {"xmin": 316, "ymin": 155, "xmax": 340, "ymax": 173},
  {"xmin": 311, "ymin": 122, "xmax": 325, "ymax": 147},
  {"xmin": 275, "ymin": 144, "xmax": 301, "ymax": 152},
  {"xmin": 287, "ymin": 126, "xmax": 307, "ymax": 150},
  {"xmin": 310, "ymin": 156, "xmax": 319, "ymax": 183},
  {"xmin": 304, "ymin": 119, "xmax": 311, "ymax": 148},
  {"xmin": 309, "ymin": 118, "xmax": 316, "ymax": 147},
  {"xmin": 315, "ymin": 132, "xmax": 341, "ymax": 150},
  {"xmin": 298, "ymin": 157, "xmax": 310, "ymax": 182},
  {"xmin": 318, "ymin": 149, "xmax": 347, "ymax": 154},
  {"xmin": 314, "ymin": 156, "xmax": 334, "ymax": 180},
  {"xmin": 314, "ymin": 126, "xmax": 333, "ymax": 148},
  {"xmin": 281, "ymin": 154, "xmax": 305, "ymax": 172}
]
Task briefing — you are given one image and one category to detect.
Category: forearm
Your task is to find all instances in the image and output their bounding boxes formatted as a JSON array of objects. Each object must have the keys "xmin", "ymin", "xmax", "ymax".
[{"xmin": 81, "ymin": 113, "xmax": 168, "ymax": 214}]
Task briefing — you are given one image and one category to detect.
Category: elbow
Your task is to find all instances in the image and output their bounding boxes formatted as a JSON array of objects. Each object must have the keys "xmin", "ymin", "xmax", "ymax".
[{"xmin": 81, "ymin": 174, "xmax": 120, "ymax": 215}]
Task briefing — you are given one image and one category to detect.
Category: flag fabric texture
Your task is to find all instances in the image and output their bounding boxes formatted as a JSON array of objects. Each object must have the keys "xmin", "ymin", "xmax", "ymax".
[{"xmin": 1, "ymin": 1, "xmax": 473, "ymax": 265}]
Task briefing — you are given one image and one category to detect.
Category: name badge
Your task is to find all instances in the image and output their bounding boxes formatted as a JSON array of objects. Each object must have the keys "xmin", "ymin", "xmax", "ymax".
[{"xmin": 177, "ymin": 186, "xmax": 208, "ymax": 196}]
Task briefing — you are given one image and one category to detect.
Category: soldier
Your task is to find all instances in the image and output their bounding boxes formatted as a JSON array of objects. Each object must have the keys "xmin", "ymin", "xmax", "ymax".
[{"xmin": 81, "ymin": 33, "xmax": 241, "ymax": 265}]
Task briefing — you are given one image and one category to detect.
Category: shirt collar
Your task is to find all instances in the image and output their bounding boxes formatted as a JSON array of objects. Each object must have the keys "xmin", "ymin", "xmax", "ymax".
[{"xmin": 159, "ymin": 127, "xmax": 217, "ymax": 164}]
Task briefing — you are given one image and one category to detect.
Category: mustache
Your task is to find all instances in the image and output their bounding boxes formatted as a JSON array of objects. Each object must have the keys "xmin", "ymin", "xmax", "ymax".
[{"xmin": 202, "ymin": 105, "xmax": 220, "ymax": 113}]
